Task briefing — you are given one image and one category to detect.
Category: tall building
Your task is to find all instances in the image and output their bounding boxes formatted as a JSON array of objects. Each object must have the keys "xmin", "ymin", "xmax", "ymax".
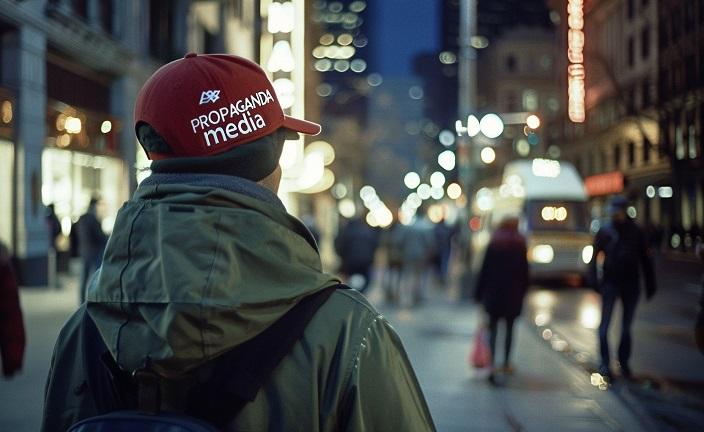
[
  {"xmin": 548, "ymin": 0, "xmax": 668, "ymax": 238},
  {"xmin": 310, "ymin": 0, "xmax": 441, "ymax": 208},
  {"xmin": 475, "ymin": 25, "xmax": 560, "ymax": 177},
  {"xmin": 476, "ymin": 0, "xmax": 554, "ymax": 42},
  {"xmin": 308, "ymin": 0, "xmax": 371, "ymax": 196},
  {"xmin": 451, "ymin": 0, "xmax": 559, "ymax": 187},
  {"xmin": 364, "ymin": 0, "xmax": 441, "ymax": 204},
  {"xmin": 0, "ymin": 0, "xmax": 170, "ymax": 285},
  {"xmin": 657, "ymin": 0, "xmax": 704, "ymax": 250}
]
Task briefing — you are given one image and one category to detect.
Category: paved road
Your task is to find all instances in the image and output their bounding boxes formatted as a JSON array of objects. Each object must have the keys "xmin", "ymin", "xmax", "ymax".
[{"xmin": 523, "ymin": 253, "xmax": 704, "ymax": 431}]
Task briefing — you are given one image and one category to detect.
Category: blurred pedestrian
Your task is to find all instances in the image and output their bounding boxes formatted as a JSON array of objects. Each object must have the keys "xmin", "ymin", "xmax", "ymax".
[
  {"xmin": 433, "ymin": 216, "xmax": 456, "ymax": 287},
  {"xmin": 590, "ymin": 196, "xmax": 656, "ymax": 380},
  {"xmin": 76, "ymin": 197, "xmax": 108, "ymax": 302},
  {"xmin": 45, "ymin": 204, "xmax": 62, "ymax": 247},
  {"xmin": 45, "ymin": 204, "xmax": 62, "ymax": 288},
  {"xmin": 695, "ymin": 240, "xmax": 704, "ymax": 355},
  {"xmin": 381, "ymin": 219, "xmax": 405, "ymax": 304},
  {"xmin": 474, "ymin": 216, "xmax": 529, "ymax": 383},
  {"xmin": 0, "ymin": 241, "xmax": 25, "ymax": 378},
  {"xmin": 399, "ymin": 207, "xmax": 436, "ymax": 306},
  {"xmin": 43, "ymin": 53, "xmax": 434, "ymax": 431},
  {"xmin": 335, "ymin": 214, "xmax": 380, "ymax": 293}
]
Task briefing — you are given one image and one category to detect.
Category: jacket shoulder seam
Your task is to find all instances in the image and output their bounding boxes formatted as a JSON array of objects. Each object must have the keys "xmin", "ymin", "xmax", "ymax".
[
  {"xmin": 335, "ymin": 289, "xmax": 383, "ymax": 317},
  {"xmin": 336, "ymin": 291, "xmax": 383, "ymax": 399}
]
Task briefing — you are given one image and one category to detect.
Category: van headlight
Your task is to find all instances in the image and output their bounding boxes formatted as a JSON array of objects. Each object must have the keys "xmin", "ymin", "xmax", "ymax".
[
  {"xmin": 582, "ymin": 245, "xmax": 594, "ymax": 264},
  {"xmin": 530, "ymin": 245, "xmax": 554, "ymax": 263}
]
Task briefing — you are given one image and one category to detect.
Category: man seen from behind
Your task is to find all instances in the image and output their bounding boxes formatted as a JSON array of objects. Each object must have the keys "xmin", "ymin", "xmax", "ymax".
[{"xmin": 42, "ymin": 53, "xmax": 435, "ymax": 431}]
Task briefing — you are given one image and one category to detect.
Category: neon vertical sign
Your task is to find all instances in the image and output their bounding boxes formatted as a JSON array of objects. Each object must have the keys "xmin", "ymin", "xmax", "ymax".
[{"xmin": 567, "ymin": 0, "xmax": 585, "ymax": 123}]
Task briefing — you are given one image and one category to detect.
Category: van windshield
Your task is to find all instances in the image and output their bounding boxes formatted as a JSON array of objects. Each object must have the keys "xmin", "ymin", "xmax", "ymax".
[{"xmin": 525, "ymin": 200, "xmax": 589, "ymax": 232}]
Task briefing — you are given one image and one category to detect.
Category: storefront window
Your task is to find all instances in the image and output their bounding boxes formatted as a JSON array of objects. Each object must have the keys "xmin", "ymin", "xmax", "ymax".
[
  {"xmin": 43, "ymin": 97, "xmax": 127, "ymax": 239},
  {"xmin": 42, "ymin": 148, "xmax": 126, "ymax": 237}
]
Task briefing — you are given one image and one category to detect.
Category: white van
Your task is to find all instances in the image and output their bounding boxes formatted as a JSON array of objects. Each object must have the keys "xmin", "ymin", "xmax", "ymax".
[{"xmin": 470, "ymin": 159, "xmax": 593, "ymax": 285}]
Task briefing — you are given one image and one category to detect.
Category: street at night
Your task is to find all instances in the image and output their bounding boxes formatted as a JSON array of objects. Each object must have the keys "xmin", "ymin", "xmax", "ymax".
[
  {"xmin": 0, "ymin": 271, "xmax": 650, "ymax": 432},
  {"xmin": 2, "ymin": 0, "xmax": 704, "ymax": 431},
  {"xmin": 2, "ymin": 260, "xmax": 703, "ymax": 431},
  {"xmin": 524, "ymin": 253, "xmax": 704, "ymax": 431}
]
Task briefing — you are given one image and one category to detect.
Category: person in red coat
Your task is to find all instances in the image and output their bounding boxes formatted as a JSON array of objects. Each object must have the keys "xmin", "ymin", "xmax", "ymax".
[
  {"xmin": 474, "ymin": 216, "xmax": 529, "ymax": 382},
  {"xmin": 0, "ymin": 241, "xmax": 25, "ymax": 378}
]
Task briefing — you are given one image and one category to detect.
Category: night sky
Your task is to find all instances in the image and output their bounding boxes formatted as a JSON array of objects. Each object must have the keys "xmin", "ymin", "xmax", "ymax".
[{"xmin": 365, "ymin": 0, "xmax": 440, "ymax": 78}]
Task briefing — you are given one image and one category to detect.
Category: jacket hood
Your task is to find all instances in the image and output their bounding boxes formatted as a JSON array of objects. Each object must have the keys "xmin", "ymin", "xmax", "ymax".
[{"xmin": 86, "ymin": 177, "xmax": 339, "ymax": 377}]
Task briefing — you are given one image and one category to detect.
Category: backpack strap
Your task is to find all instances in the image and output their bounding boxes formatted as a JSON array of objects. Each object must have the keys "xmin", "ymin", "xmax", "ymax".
[
  {"xmin": 188, "ymin": 284, "xmax": 341, "ymax": 428},
  {"xmin": 99, "ymin": 285, "xmax": 342, "ymax": 427}
]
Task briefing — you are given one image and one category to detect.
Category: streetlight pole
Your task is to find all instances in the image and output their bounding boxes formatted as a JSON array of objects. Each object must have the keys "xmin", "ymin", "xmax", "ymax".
[
  {"xmin": 458, "ymin": 0, "xmax": 477, "ymax": 119},
  {"xmin": 458, "ymin": 0, "xmax": 478, "ymax": 193},
  {"xmin": 457, "ymin": 0, "xmax": 478, "ymax": 299}
]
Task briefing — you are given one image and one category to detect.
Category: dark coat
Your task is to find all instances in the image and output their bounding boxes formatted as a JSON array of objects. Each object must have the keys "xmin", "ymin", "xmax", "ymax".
[
  {"xmin": 591, "ymin": 218, "xmax": 656, "ymax": 297},
  {"xmin": 474, "ymin": 223, "xmax": 529, "ymax": 320},
  {"xmin": 0, "ymin": 243, "xmax": 25, "ymax": 377},
  {"xmin": 77, "ymin": 211, "xmax": 107, "ymax": 262},
  {"xmin": 335, "ymin": 218, "xmax": 380, "ymax": 274}
]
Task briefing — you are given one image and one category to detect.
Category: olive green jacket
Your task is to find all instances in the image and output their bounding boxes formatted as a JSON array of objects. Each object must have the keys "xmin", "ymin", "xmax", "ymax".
[{"xmin": 42, "ymin": 177, "xmax": 435, "ymax": 431}]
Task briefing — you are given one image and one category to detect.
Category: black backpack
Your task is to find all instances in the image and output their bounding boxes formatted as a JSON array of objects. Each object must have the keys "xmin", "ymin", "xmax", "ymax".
[{"xmin": 68, "ymin": 285, "xmax": 339, "ymax": 431}]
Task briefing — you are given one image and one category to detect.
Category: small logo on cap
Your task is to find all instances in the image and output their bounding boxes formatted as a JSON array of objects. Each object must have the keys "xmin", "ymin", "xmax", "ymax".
[{"xmin": 199, "ymin": 90, "xmax": 221, "ymax": 105}]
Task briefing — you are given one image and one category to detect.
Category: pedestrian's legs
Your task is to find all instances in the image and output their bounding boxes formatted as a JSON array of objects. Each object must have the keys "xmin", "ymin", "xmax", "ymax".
[
  {"xmin": 598, "ymin": 285, "xmax": 618, "ymax": 373},
  {"xmin": 417, "ymin": 264, "xmax": 430, "ymax": 303},
  {"xmin": 359, "ymin": 267, "xmax": 372, "ymax": 293},
  {"xmin": 410, "ymin": 266, "xmax": 423, "ymax": 305},
  {"xmin": 399, "ymin": 265, "xmax": 416, "ymax": 307},
  {"xmin": 488, "ymin": 314, "xmax": 499, "ymax": 368},
  {"xmin": 391, "ymin": 265, "xmax": 402, "ymax": 303},
  {"xmin": 504, "ymin": 316, "xmax": 515, "ymax": 366},
  {"xmin": 617, "ymin": 286, "xmax": 640, "ymax": 374}
]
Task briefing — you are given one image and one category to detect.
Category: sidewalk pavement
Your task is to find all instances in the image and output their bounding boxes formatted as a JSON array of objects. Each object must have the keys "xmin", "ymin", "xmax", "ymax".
[
  {"xmin": 369, "ymin": 287, "xmax": 650, "ymax": 432},
  {"xmin": 1, "ymin": 273, "xmax": 81, "ymax": 432}
]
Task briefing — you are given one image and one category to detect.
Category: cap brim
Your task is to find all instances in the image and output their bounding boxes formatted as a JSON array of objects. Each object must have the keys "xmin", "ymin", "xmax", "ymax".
[{"xmin": 282, "ymin": 115, "xmax": 321, "ymax": 136}]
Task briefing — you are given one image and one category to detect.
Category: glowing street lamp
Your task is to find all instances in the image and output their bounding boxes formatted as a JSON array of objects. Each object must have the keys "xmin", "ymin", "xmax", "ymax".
[
  {"xmin": 404, "ymin": 172, "xmax": 421, "ymax": 189},
  {"xmin": 479, "ymin": 113, "xmax": 504, "ymax": 138},
  {"xmin": 447, "ymin": 183, "xmax": 462, "ymax": 200},
  {"xmin": 430, "ymin": 171, "xmax": 446, "ymax": 188},
  {"xmin": 438, "ymin": 150, "xmax": 456, "ymax": 171},
  {"xmin": 467, "ymin": 114, "xmax": 481, "ymax": 137},
  {"xmin": 526, "ymin": 114, "xmax": 541, "ymax": 129},
  {"xmin": 65, "ymin": 116, "xmax": 82, "ymax": 134},
  {"xmin": 480, "ymin": 147, "xmax": 496, "ymax": 164}
]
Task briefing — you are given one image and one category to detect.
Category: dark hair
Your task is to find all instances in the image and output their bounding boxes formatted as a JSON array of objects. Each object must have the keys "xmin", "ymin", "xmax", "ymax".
[{"xmin": 136, "ymin": 122, "xmax": 173, "ymax": 155}]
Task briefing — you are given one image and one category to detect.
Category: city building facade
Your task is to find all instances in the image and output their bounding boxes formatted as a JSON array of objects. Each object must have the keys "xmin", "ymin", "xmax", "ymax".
[
  {"xmin": 475, "ymin": 25, "xmax": 561, "ymax": 176},
  {"xmin": 1, "ymin": 0, "xmax": 319, "ymax": 285},
  {"xmin": 657, "ymin": 0, "xmax": 704, "ymax": 250},
  {"xmin": 1, "ymin": 0, "xmax": 162, "ymax": 285},
  {"xmin": 549, "ymin": 0, "xmax": 672, "ymax": 245}
]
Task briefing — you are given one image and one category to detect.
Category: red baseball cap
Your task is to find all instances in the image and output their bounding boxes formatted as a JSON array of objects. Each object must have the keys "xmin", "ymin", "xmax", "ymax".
[{"xmin": 134, "ymin": 53, "xmax": 321, "ymax": 160}]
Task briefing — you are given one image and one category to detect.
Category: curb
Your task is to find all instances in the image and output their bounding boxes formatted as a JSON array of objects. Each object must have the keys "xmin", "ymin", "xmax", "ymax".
[{"xmin": 521, "ymin": 320, "xmax": 662, "ymax": 432}]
